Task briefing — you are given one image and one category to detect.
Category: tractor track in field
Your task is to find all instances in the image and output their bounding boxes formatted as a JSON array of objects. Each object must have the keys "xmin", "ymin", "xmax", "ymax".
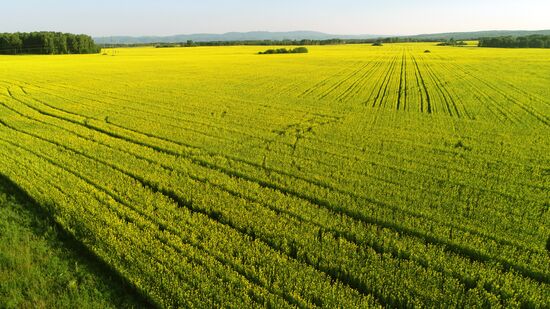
[
  {"xmin": 480, "ymin": 78, "xmax": 550, "ymax": 127},
  {"xmin": 397, "ymin": 51, "xmax": 407, "ymax": 110},
  {"xmin": 298, "ymin": 60, "xmax": 364, "ymax": 98},
  {"xmin": 310, "ymin": 133, "xmax": 549, "ymax": 193},
  {"xmin": 410, "ymin": 54, "xmax": 432, "ymax": 114},
  {"xmin": 17, "ymin": 90, "xmax": 548, "ymax": 242},
  {"xmin": 317, "ymin": 61, "xmax": 376, "ymax": 100},
  {"xmin": 408, "ymin": 52, "xmax": 425, "ymax": 113},
  {"xmin": 1, "ymin": 86, "xmax": 249, "ymax": 149},
  {"xmin": 369, "ymin": 54, "xmax": 400, "ymax": 108},
  {"xmin": 2, "ymin": 93, "xmax": 548, "ymax": 288},
  {"xmin": 420, "ymin": 58, "xmax": 462, "ymax": 118},
  {"xmin": 378, "ymin": 54, "xmax": 400, "ymax": 108},
  {"xmin": 2, "ymin": 84, "xmax": 304, "ymax": 158},
  {"xmin": 4, "ymin": 82, "xmax": 274, "ymax": 141},
  {"xmin": 2, "ymin": 79, "xmax": 305, "ymax": 136},
  {"xmin": 1, "ymin": 100, "xmax": 426, "ymax": 306},
  {"xmin": 0, "ymin": 154, "xmax": 191, "ymax": 308},
  {"xmin": 435, "ymin": 57, "xmax": 548, "ymax": 126},
  {"xmin": 5, "ymin": 76, "xmax": 344, "ymax": 130},
  {"xmin": 6, "ymin": 80, "xmax": 351, "ymax": 152},
  {"xmin": 2, "ymin": 46, "xmax": 549, "ymax": 307},
  {"xmin": 4, "ymin": 87, "xmax": 546, "ymax": 231},
  {"xmin": 0, "ymin": 144, "xmax": 291, "ymax": 308},
  {"xmin": 336, "ymin": 56, "xmax": 386, "ymax": 103},
  {"xmin": 4, "ymin": 107, "xmax": 473, "ymax": 307},
  {"xmin": 15, "ymin": 91, "xmax": 544, "ymax": 241},
  {"xmin": 460, "ymin": 60, "xmax": 550, "ymax": 109},
  {"xmin": 3, "ymin": 84, "xmax": 358, "ymax": 173},
  {"xmin": 3, "ymin": 130, "xmax": 446, "ymax": 306},
  {"xmin": 15, "ymin": 83, "xmax": 537, "ymax": 207},
  {"xmin": 424, "ymin": 58, "xmax": 479, "ymax": 120},
  {"xmin": 0, "ymin": 124, "xmax": 371, "ymax": 308},
  {"xmin": 1, "ymin": 125, "xmax": 542, "ymax": 306},
  {"xmin": 4, "ymin": 83, "xmax": 489, "ymax": 192},
  {"xmin": 429, "ymin": 55, "xmax": 518, "ymax": 123},
  {"xmin": 3, "ymin": 88, "xmax": 548, "ymax": 243}
]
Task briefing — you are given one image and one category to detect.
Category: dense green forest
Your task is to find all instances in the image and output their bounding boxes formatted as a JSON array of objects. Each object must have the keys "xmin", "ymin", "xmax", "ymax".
[
  {"xmin": 0, "ymin": 32, "xmax": 100, "ymax": 55},
  {"xmin": 479, "ymin": 35, "xmax": 550, "ymax": 48}
]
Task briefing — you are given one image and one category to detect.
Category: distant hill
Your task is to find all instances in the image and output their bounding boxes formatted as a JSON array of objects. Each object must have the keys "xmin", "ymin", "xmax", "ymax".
[
  {"xmin": 407, "ymin": 30, "xmax": 550, "ymax": 41},
  {"xmin": 94, "ymin": 30, "xmax": 550, "ymax": 45}
]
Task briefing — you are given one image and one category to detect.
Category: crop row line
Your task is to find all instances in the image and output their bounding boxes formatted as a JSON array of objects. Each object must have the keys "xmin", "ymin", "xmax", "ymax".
[{"xmin": 3, "ymin": 94, "xmax": 548, "ymax": 286}]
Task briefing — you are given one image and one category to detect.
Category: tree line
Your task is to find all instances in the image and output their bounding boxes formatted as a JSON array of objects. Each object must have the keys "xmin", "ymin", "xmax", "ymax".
[
  {"xmin": 437, "ymin": 38, "xmax": 467, "ymax": 46},
  {"xmin": 106, "ymin": 39, "xmax": 359, "ymax": 48},
  {"xmin": 479, "ymin": 35, "xmax": 550, "ymax": 48},
  {"xmin": 0, "ymin": 32, "xmax": 100, "ymax": 55},
  {"xmin": 102, "ymin": 37, "xmax": 437, "ymax": 49},
  {"xmin": 258, "ymin": 47, "xmax": 308, "ymax": 54}
]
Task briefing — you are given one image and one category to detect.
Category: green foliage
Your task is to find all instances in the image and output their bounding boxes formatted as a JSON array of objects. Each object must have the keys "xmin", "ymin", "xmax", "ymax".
[
  {"xmin": 155, "ymin": 43, "xmax": 179, "ymax": 48},
  {"xmin": 155, "ymin": 40, "xmax": 196, "ymax": 48},
  {"xmin": 479, "ymin": 35, "xmax": 550, "ymax": 48},
  {"xmin": 0, "ymin": 176, "xmax": 146, "ymax": 308},
  {"xmin": 437, "ymin": 38, "xmax": 467, "ymax": 46},
  {"xmin": 0, "ymin": 32, "xmax": 100, "ymax": 55},
  {"xmin": 258, "ymin": 47, "xmax": 309, "ymax": 54}
]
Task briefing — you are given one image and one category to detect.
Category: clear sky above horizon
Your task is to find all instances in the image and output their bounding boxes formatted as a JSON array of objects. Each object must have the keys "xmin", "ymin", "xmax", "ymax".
[{"xmin": 2, "ymin": 0, "xmax": 549, "ymax": 37}]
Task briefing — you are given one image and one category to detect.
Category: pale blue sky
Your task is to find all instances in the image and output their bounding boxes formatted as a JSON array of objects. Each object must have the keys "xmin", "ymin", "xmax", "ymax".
[{"xmin": 2, "ymin": 0, "xmax": 549, "ymax": 36}]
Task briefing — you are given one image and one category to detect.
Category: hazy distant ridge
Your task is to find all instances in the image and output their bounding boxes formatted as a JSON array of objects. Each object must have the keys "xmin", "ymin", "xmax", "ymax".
[
  {"xmin": 94, "ymin": 30, "xmax": 550, "ymax": 44},
  {"xmin": 409, "ymin": 29, "xmax": 550, "ymax": 40},
  {"xmin": 94, "ymin": 31, "xmax": 381, "ymax": 44}
]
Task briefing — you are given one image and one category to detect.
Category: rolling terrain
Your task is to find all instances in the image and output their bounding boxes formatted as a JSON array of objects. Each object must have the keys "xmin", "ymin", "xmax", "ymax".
[{"xmin": 0, "ymin": 43, "xmax": 548, "ymax": 307}]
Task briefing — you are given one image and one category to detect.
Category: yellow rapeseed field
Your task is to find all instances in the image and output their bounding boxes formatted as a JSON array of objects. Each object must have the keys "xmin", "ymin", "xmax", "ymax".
[{"xmin": 0, "ymin": 43, "xmax": 548, "ymax": 307}]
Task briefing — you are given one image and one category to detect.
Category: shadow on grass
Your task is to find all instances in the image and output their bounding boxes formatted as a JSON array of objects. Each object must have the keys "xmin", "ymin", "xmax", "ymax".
[{"xmin": 0, "ymin": 173, "xmax": 155, "ymax": 308}]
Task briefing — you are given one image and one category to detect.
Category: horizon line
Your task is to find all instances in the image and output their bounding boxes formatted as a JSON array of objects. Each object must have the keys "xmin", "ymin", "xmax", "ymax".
[{"xmin": 91, "ymin": 28, "xmax": 550, "ymax": 38}]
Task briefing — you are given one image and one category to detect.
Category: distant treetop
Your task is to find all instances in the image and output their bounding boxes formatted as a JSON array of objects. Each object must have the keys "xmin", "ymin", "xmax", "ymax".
[
  {"xmin": 258, "ymin": 47, "xmax": 309, "ymax": 54},
  {"xmin": 0, "ymin": 32, "xmax": 100, "ymax": 55},
  {"xmin": 437, "ymin": 38, "xmax": 467, "ymax": 46},
  {"xmin": 479, "ymin": 35, "xmax": 550, "ymax": 48}
]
